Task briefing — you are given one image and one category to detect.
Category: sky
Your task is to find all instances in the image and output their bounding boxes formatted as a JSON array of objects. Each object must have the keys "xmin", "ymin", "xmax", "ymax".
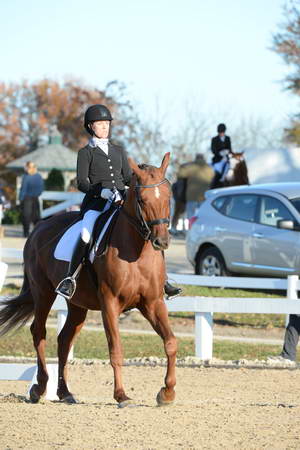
[{"xmin": 0, "ymin": 0, "xmax": 298, "ymax": 138}]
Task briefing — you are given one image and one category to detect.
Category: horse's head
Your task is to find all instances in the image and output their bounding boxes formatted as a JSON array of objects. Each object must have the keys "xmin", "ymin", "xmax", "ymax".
[
  {"xmin": 225, "ymin": 152, "xmax": 249, "ymax": 185},
  {"xmin": 127, "ymin": 153, "xmax": 171, "ymax": 251}
]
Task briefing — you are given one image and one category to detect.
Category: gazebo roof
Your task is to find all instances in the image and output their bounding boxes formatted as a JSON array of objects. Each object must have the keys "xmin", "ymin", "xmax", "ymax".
[{"xmin": 6, "ymin": 126, "xmax": 77, "ymax": 172}]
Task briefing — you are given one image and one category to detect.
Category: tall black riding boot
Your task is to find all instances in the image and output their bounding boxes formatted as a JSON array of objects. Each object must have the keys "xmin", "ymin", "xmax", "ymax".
[
  {"xmin": 164, "ymin": 280, "xmax": 182, "ymax": 300},
  {"xmin": 55, "ymin": 237, "xmax": 88, "ymax": 300}
]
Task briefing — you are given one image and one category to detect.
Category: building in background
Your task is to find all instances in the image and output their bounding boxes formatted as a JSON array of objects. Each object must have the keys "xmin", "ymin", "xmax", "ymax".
[{"xmin": 6, "ymin": 126, "xmax": 77, "ymax": 199}]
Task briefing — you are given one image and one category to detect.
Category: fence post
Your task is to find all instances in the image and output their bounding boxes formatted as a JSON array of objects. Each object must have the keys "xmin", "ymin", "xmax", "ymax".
[
  {"xmin": 286, "ymin": 275, "xmax": 299, "ymax": 327},
  {"xmin": 195, "ymin": 312, "xmax": 213, "ymax": 360}
]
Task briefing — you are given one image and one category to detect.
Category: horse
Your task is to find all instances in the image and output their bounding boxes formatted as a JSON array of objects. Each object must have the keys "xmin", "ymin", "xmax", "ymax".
[
  {"xmin": 209, "ymin": 151, "xmax": 249, "ymax": 189},
  {"xmin": 0, "ymin": 153, "xmax": 177, "ymax": 407}
]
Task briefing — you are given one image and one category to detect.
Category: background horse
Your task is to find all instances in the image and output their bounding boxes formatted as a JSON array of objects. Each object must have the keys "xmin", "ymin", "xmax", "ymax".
[
  {"xmin": 0, "ymin": 153, "xmax": 177, "ymax": 407},
  {"xmin": 210, "ymin": 151, "xmax": 249, "ymax": 189}
]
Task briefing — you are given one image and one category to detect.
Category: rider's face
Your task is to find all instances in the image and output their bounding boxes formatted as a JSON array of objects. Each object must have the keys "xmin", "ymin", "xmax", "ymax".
[
  {"xmin": 218, "ymin": 132, "xmax": 225, "ymax": 137},
  {"xmin": 91, "ymin": 120, "xmax": 110, "ymax": 139}
]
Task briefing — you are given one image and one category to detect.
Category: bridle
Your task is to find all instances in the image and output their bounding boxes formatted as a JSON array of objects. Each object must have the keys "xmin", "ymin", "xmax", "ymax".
[{"xmin": 122, "ymin": 178, "xmax": 170, "ymax": 241}]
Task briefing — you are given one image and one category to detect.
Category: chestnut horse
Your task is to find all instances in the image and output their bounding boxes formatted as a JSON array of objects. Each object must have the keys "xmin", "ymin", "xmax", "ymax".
[
  {"xmin": 210, "ymin": 152, "xmax": 249, "ymax": 189},
  {"xmin": 0, "ymin": 153, "xmax": 177, "ymax": 407}
]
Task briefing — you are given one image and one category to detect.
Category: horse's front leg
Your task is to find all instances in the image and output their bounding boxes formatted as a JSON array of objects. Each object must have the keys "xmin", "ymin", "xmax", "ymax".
[
  {"xmin": 140, "ymin": 299, "xmax": 177, "ymax": 406},
  {"xmin": 102, "ymin": 302, "xmax": 132, "ymax": 406}
]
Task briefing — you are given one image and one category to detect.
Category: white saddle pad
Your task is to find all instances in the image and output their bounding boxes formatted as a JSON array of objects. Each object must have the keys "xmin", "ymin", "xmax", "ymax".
[
  {"xmin": 54, "ymin": 209, "xmax": 118, "ymax": 263},
  {"xmin": 54, "ymin": 220, "xmax": 83, "ymax": 262}
]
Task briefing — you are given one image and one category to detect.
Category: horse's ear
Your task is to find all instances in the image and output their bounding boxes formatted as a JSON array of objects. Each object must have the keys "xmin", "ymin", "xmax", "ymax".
[
  {"xmin": 160, "ymin": 152, "xmax": 170, "ymax": 175},
  {"xmin": 128, "ymin": 157, "xmax": 143, "ymax": 177}
]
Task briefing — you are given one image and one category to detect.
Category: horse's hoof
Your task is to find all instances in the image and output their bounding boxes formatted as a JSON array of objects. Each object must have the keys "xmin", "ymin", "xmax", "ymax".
[
  {"xmin": 156, "ymin": 387, "xmax": 175, "ymax": 407},
  {"xmin": 118, "ymin": 399, "xmax": 135, "ymax": 408},
  {"xmin": 60, "ymin": 394, "xmax": 77, "ymax": 404},
  {"xmin": 29, "ymin": 384, "xmax": 41, "ymax": 404}
]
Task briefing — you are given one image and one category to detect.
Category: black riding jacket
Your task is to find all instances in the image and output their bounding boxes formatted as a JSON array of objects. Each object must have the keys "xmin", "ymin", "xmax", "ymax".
[
  {"xmin": 77, "ymin": 142, "xmax": 132, "ymax": 213},
  {"xmin": 211, "ymin": 135, "xmax": 232, "ymax": 164}
]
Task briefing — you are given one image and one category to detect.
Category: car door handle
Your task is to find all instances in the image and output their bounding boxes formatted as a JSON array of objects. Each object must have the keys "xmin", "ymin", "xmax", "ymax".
[
  {"xmin": 253, "ymin": 232, "xmax": 264, "ymax": 238},
  {"xmin": 215, "ymin": 226, "xmax": 226, "ymax": 232}
]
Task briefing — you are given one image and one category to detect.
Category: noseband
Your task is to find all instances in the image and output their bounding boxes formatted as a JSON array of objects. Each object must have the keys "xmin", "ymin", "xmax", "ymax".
[{"xmin": 123, "ymin": 178, "xmax": 170, "ymax": 241}]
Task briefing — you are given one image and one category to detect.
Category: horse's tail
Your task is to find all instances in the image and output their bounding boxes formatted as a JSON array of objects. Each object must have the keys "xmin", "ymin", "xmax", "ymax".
[{"xmin": 0, "ymin": 272, "xmax": 34, "ymax": 337}]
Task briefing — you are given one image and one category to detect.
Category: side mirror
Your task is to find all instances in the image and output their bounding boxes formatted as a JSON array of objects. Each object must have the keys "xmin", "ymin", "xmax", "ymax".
[{"xmin": 277, "ymin": 219, "xmax": 298, "ymax": 230}]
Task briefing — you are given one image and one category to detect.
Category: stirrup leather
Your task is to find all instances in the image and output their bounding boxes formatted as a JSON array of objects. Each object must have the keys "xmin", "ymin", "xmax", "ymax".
[{"xmin": 55, "ymin": 276, "xmax": 77, "ymax": 301}]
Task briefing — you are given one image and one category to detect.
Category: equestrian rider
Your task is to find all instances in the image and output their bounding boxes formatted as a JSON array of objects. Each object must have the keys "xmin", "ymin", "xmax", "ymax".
[
  {"xmin": 210, "ymin": 123, "xmax": 233, "ymax": 186},
  {"xmin": 55, "ymin": 104, "xmax": 181, "ymax": 301}
]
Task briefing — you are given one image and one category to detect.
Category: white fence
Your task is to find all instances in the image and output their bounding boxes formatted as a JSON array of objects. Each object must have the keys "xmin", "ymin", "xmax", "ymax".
[
  {"xmin": 167, "ymin": 273, "xmax": 300, "ymax": 359},
  {"xmin": 1, "ymin": 256, "xmax": 299, "ymax": 362},
  {"xmin": 40, "ymin": 191, "xmax": 84, "ymax": 218}
]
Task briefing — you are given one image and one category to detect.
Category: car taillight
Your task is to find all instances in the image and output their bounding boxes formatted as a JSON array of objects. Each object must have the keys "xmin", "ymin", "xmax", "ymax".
[{"xmin": 189, "ymin": 216, "xmax": 197, "ymax": 229}]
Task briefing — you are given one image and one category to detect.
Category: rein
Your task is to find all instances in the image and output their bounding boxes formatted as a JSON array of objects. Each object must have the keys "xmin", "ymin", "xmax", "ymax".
[{"xmin": 122, "ymin": 178, "xmax": 170, "ymax": 241}]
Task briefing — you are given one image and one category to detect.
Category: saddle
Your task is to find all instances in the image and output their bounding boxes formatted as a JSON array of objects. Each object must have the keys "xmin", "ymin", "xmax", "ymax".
[
  {"xmin": 54, "ymin": 205, "xmax": 120, "ymax": 263},
  {"xmin": 88, "ymin": 205, "xmax": 120, "ymax": 261}
]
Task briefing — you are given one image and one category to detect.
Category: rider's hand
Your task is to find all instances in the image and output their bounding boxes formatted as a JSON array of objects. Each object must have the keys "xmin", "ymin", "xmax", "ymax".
[
  {"xmin": 101, "ymin": 188, "xmax": 122, "ymax": 203},
  {"xmin": 220, "ymin": 149, "xmax": 229, "ymax": 157},
  {"xmin": 112, "ymin": 190, "xmax": 122, "ymax": 203},
  {"xmin": 100, "ymin": 188, "xmax": 114, "ymax": 200}
]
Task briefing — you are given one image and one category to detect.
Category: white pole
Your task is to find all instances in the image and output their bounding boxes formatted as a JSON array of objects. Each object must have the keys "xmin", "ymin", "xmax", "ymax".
[
  {"xmin": 0, "ymin": 241, "xmax": 8, "ymax": 293},
  {"xmin": 195, "ymin": 312, "xmax": 213, "ymax": 360},
  {"xmin": 286, "ymin": 275, "xmax": 298, "ymax": 327}
]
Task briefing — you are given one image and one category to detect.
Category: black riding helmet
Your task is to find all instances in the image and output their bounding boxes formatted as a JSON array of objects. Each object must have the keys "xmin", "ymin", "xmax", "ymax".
[
  {"xmin": 217, "ymin": 123, "xmax": 226, "ymax": 133},
  {"xmin": 84, "ymin": 104, "xmax": 113, "ymax": 135}
]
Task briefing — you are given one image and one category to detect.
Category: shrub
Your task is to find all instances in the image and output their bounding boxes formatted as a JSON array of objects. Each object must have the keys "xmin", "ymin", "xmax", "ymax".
[
  {"xmin": 2, "ymin": 207, "xmax": 21, "ymax": 224},
  {"xmin": 45, "ymin": 169, "xmax": 64, "ymax": 191}
]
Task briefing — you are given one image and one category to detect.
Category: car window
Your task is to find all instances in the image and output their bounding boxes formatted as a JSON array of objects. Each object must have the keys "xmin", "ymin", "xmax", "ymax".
[
  {"xmin": 212, "ymin": 196, "xmax": 228, "ymax": 212},
  {"xmin": 258, "ymin": 196, "xmax": 294, "ymax": 227},
  {"xmin": 290, "ymin": 197, "xmax": 300, "ymax": 214},
  {"xmin": 224, "ymin": 194, "xmax": 258, "ymax": 222}
]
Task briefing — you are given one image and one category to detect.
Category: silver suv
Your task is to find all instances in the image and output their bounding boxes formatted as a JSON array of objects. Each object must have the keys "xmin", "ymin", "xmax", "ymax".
[{"xmin": 186, "ymin": 182, "xmax": 300, "ymax": 277}]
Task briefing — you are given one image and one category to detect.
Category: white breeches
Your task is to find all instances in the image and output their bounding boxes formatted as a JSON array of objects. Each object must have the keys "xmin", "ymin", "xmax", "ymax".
[{"xmin": 81, "ymin": 210, "xmax": 102, "ymax": 243}]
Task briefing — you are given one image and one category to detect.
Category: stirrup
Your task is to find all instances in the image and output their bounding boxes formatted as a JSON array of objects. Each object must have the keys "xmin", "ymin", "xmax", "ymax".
[{"xmin": 55, "ymin": 277, "xmax": 77, "ymax": 301}]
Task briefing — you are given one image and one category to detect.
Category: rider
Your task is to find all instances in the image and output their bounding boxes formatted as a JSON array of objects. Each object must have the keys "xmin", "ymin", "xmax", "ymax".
[
  {"xmin": 210, "ymin": 123, "xmax": 233, "ymax": 186},
  {"xmin": 55, "ymin": 104, "xmax": 181, "ymax": 301}
]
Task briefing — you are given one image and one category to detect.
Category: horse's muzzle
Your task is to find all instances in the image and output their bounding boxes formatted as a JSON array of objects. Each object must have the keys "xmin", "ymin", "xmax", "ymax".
[{"xmin": 151, "ymin": 234, "xmax": 170, "ymax": 251}]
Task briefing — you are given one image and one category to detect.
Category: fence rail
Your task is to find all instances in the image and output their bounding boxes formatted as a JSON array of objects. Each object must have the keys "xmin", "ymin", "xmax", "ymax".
[{"xmin": 40, "ymin": 191, "xmax": 84, "ymax": 218}]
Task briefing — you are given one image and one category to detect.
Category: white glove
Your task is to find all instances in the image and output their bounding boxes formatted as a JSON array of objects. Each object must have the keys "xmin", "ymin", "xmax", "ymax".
[
  {"xmin": 112, "ymin": 190, "xmax": 122, "ymax": 203},
  {"xmin": 100, "ymin": 188, "xmax": 114, "ymax": 200},
  {"xmin": 220, "ymin": 149, "xmax": 229, "ymax": 157},
  {"xmin": 100, "ymin": 188, "xmax": 122, "ymax": 203}
]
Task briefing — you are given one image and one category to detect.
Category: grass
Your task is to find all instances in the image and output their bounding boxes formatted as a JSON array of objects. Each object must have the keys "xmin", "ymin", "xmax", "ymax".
[{"xmin": 0, "ymin": 326, "xmax": 296, "ymax": 362}]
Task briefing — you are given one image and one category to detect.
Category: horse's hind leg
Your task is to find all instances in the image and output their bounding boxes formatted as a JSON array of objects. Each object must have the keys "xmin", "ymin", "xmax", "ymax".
[
  {"xmin": 139, "ymin": 300, "xmax": 177, "ymax": 406},
  {"xmin": 57, "ymin": 303, "xmax": 87, "ymax": 402},
  {"xmin": 29, "ymin": 286, "xmax": 56, "ymax": 403}
]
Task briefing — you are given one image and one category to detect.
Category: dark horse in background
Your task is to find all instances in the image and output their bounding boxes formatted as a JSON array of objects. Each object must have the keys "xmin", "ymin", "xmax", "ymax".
[
  {"xmin": 0, "ymin": 153, "xmax": 177, "ymax": 407},
  {"xmin": 209, "ymin": 151, "xmax": 249, "ymax": 189}
]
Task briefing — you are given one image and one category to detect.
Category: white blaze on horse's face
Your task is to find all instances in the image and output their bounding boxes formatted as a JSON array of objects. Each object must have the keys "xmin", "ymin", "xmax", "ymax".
[{"xmin": 154, "ymin": 186, "xmax": 160, "ymax": 199}]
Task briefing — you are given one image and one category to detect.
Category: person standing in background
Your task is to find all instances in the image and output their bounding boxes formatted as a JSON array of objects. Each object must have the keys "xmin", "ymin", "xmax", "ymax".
[
  {"xmin": 175, "ymin": 154, "xmax": 213, "ymax": 222},
  {"xmin": 19, "ymin": 161, "xmax": 44, "ymax": 237}
]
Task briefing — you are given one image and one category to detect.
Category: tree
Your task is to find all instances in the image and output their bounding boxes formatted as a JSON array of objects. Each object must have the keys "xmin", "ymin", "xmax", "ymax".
[
  {"xmin": 0, "ymin": 78, "xmax": 135, "ymax": 166},
  {"xmin": 272, "ymin": 1, "xmax": 300, "ymax": 143}
]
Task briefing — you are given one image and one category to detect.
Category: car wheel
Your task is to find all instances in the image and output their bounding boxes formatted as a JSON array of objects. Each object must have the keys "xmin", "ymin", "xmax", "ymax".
[{"xmin": 195, "ymin": 247, "xmax": 228, "ymax": 276}]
